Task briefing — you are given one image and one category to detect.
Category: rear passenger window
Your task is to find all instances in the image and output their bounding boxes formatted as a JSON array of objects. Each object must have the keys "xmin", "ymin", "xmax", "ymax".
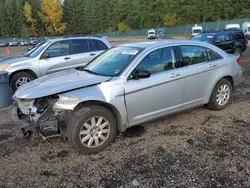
[
  {"xmin": 180, "ymin": 46, "xmax": 208, "ymax": 66},
  {"xmin": 207, "ymin": 48, "xmax": 222, "ymax": 60},
  {"xmin": 89, "ymin": 39, "xmax": 108, "ymax": 51},
  {"xmin": 234, "ymin": 32, "xmax": 245, "ymax": 40},
  {"xmin": 72, "ymin": 39, "xmax": 89, "ymax": 54},
  {"xmin": 225, "ymin": 33, "xmax": 233, "ymax": 41}
]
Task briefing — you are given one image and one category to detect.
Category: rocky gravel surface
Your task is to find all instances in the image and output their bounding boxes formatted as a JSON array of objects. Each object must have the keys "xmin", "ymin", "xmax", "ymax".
[{"xmin": 1, "ymin": 44, "xmax": 250, "ymax": 188}]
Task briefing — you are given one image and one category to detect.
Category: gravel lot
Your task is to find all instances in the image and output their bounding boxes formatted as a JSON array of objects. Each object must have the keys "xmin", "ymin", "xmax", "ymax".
[{"xmin": 1, "ymin": 41, "xmax": 250, "ymax": 188}]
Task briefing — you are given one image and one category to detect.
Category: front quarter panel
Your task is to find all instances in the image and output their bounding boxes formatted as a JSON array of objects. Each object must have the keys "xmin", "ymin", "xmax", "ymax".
[
  {"xmin": 56, "ymin": 81, "xmax": 128, "ymax": 127},
  {"xmin": 6, "ymin": 58, "xmax": 39, "ymax": 76}
]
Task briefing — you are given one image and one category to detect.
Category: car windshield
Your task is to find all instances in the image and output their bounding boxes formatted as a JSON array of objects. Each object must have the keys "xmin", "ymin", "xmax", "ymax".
[
  {"xmin": 83, "ymin": 47, "xmax": 142, "ymax": 77},
  {"xmin": 24, "ymin": 41, "xmax": 49, "ymax": 57},
  {"xmin": 149, "ymin": 32, "xmax": 155, "ymax": 34},
  {"xmin": 193, "ymin": 29, "xmax": 202, "ymax": 33},
  {"xmin": 192, "ymin": 33, "xmax": 215, "ymax": 43},
  {"xmin": 228, "ymin": 27, "xmax": 239, "ymax": 30}
]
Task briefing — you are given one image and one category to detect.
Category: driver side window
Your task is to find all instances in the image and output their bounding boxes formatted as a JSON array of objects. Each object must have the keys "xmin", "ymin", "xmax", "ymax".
[
  {"xmin": 45, "ymin": 41, "xmax": 71, "ymax": 58},
  {"xmin": 136, "ymin": 47, "xmax": 176, "ymax": 74}
]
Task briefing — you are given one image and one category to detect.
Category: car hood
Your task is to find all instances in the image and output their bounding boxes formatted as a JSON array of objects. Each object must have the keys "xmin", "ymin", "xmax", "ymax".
[
  {"xmin": 0, "ymin": 56, "xmax": 30, "ymax": 64},
  {"xmin": 14, "ymin": 69, "xmax": 112, "ymax": 99}
]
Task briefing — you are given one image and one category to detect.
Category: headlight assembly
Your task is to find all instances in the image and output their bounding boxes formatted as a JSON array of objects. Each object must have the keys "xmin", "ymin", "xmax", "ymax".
[
  {"xmin": 53, "ymin": 95, "xmax": 81, "ymax": 111},
  {"xmin": 0, "ymin": 64, "xmax": 10, "ymax": 71}
]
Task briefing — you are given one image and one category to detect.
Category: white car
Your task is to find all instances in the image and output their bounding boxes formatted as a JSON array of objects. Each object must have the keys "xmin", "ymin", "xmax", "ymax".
[
  {"xmin": 225, "ymin": 24, "xmax": 240, "ymax": 30},
  {"xmin": 192, "ymin": 25, "xmax": 203, "ymax": 37},
  {"xmin": 242, "ymin": 22, "xmax": 250, "ymax": 39},
  {"xmin": 148, "ymin": 29, "xmax": 156, "ymax": 39}
]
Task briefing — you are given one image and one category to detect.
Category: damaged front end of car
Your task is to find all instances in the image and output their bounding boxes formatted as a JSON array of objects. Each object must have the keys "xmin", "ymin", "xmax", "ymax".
[
  {"xmin": 11, "ymin": 68, "xmax": 113, "ymax": 142},
  {"xmin": 12, "ymin": 95, "xmax": 79, "ymax": 139}
]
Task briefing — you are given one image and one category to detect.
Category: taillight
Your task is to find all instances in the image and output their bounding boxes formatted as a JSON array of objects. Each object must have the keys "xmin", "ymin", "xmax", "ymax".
[{"xmin": 237, "ymin": 58, "xmax": 243, "ymax": 66}]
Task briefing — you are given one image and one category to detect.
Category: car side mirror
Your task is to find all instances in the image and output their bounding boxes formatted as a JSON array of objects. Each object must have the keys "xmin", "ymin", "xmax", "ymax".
[
  {"xmin": 42, "ymin": 52, "xmax": 49, "ymax": 59},
  {"xmin": 131, "ymin": 69, "xmax": 151, "ymax": 80}
]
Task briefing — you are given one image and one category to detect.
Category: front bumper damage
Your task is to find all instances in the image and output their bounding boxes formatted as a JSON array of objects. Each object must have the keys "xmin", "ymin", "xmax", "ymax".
[
  {"xmin": 12, "ymin": 105, "xmax": 37, "ymax": 138},
  {"xmin": 12, "ymin": 104, "xmax": 70, "ymax": 139}
]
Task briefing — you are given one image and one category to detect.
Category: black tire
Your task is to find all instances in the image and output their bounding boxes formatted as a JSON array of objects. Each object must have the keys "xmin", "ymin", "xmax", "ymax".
[
  {"xmin": 234, "ymin": 47, "xmax": 242, "ymax": 58},
  {"xmin": 207, "ymin": 78, "xmax": 233, "ymax": 110},
  {"xmin": 10, "ymin": 72, "xmax": 36, "ymax": 92},
  {"xmin": 67, "ymin": 105, "xmax": 117, "ymax": 155}
]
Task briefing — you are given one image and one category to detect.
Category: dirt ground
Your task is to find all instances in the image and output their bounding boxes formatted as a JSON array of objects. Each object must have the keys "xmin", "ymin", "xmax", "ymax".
[{"xmin": 1, "ymin": 40, "xmax": 250, "ymax": 188}]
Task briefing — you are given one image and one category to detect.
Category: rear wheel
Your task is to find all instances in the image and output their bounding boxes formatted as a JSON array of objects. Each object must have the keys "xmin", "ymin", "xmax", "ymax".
[
  {"xmin": 67, "ymin": 105, "xmax": 117, "ymax": 155},
  {"xmin": 10, "ymin": 72, "xmax": 36, "ymax": 92},
  {"xmin": 234, "ymin": 47, "xmax": 242, "ymax": 58},
  {"xmin": 207, "ymin": 79, "xmax": 232, "ymax": 110}
]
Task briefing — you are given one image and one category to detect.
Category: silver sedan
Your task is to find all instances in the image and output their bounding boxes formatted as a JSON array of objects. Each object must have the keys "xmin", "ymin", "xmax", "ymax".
[{"xmin": 13, "ymin": 39, "xmax": 243, "ymax": 154}]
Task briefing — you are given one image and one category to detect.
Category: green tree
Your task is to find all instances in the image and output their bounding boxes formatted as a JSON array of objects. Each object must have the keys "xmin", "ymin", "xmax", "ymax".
[
  {"xmin": 1, "ymin": 0, "xmax": 24, "ymax": 36},
  {"xmin": 0, "ymin": 2, "xmax": 5, "ymax": 36},
  {"xmin": 62, "ymin": 0, "xmax": 250, "ymax": 35},
  {"xmin": 63, "ymin": 0, "xmax": 86, "ymax": 35}
]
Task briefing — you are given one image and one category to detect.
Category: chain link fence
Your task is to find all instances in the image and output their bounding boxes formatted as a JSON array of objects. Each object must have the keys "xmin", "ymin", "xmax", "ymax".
[{"xmin": 103, "ymin": 18, "xmax": 250, "ymax": 37}]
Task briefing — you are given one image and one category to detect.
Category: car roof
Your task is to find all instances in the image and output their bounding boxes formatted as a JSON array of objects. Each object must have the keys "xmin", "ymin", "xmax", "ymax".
[
  {"xmin": 47, "ymin": 36, "xmax": 107, "ymax": 43},
  {"xmin": 202, "ymin": 29, "xmax": 243, "ymax": 34},
  {"xmin": 119, "ymin": 39, "xmax": 214, "ymax": 49}
]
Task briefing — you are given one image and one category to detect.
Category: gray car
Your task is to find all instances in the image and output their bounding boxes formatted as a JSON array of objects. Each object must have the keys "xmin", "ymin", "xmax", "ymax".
[
  {"xmin": 0, "ymin": 40, "xmax": 9, "ymax": 47},
  {"xmin": 12, "ymin": 40, "xmax": 242, "ymax": 154},
  {"xmin": 8, "ymin": 40, "xmax": 19, "ymax": 46},
  {"xmin": 0, "ymin": 36, "xmax": 111, "ymax": 91},
  {"xmin": 20, "ymin": 40, "xmax": 29, "ymax": 46}
]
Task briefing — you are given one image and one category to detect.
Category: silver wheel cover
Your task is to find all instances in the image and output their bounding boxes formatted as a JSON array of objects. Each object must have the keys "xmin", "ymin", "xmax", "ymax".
[
  {"xmin": 79, "ymin": 116, "xmax": 111, "ymax": 148},
  {"xmin": 216, "ymin": 84, "xmax": 230, "ymax": 106}
]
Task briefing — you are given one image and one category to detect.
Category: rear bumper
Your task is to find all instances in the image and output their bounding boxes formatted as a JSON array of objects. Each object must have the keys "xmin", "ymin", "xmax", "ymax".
[{"xmin": 233, "ymin": 70, "xmax": 243, "ymax": 86}]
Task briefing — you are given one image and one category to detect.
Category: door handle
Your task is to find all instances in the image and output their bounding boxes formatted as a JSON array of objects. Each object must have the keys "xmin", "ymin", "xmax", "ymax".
[
  {"xmin": 90, "ymin": 53, "xmax": 96, "ymax": 56},
  {"xmin": 208, "ymin": 64, "xmax": 217, "ymax": 68},
  {"xmin": 169, "ymin": 73, "xmax": 181, "ymax": 78},
  {"xmin": 64, "ymin": 57, "xmax": 71, "ymax": 60}
]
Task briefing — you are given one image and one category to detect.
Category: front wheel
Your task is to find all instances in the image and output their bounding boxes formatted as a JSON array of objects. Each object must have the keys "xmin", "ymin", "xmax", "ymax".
[
  {"xmin": 10, "ymin": 72, "xmax": 36, "ymax": 92},
  {"xmin": 207, "ymin": 79, "xmax": 232, "ymax": 110},
  {"xmin": 67, "ymin": 105, "xmax": 117, "ymax": 155}
]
